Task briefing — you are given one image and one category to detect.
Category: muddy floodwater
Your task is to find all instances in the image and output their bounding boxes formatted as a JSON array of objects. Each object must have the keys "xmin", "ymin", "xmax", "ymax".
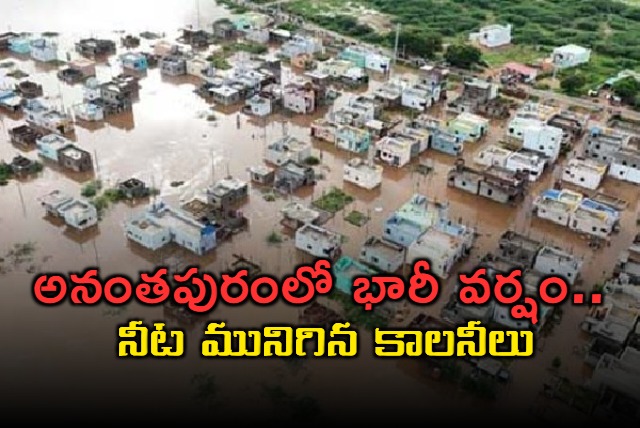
[{"xmin": 1, "ymin": 0, "xmax": 639, "ymax": 422}]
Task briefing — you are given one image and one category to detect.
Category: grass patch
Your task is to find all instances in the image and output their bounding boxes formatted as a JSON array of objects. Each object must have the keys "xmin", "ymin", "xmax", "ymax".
[
  {"xmin": 81, "ymin": 179, "xmax": 102, "ymax": 197},
  {"xmin": 267, "ymin": 231, "xmax": 283, "ymax": 244},
  {"xmin": 224, "ymin": 42, "xmax": 268, "ymax": 55},
  {"xmin": 207, "ymin": 54, "xmax": 232, "ymax": 70},
  {"xmin": 312, "ymin": 187, "xmax": 354, "ymax": 213},
  {"xmin": 482, "ymin": 45, "xmax": 545, "ymax": 68},
  {"xmin": 303, "ymin": 156, "xmax": 321, "ymax": 166},
  {"xmin": 344, "ymin": 210, "xmax": 369, "ymax": 227}
]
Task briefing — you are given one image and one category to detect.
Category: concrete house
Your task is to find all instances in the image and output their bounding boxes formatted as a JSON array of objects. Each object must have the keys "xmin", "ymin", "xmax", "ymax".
[
  {"xmin": 244, "ymin": 95, "xmax": 272, "ymax": 116},
  {"xmin": 552, "ymin": 44, "xmax": 591, "ymax": 69},
  {"xmin": 447, "ymin": 112, "xmax": 489, "ymax": 143},
  {"xmin": 0, "ymin": 90, "xmax": 22, "ymax": 112},
  {"xmin": 497, "ymin": 230, "xmax": 542, "ymax": 269},
  {"xmin": 280, "ymin": 201, "xmax": 321, "ymax": 230},
  {"xmin": 360, "ymin": 236, "xmax": 405, "ymax": 273},
  {"xmin": 474, "ymin": 144, "xmax": 513, "ymax": 168},
  {"xmin": 120, "ymin": 52, "xmax": 148, "ymax": 72},
  {"xmin": 274, "ymin": 160, "xmax": 315, "ymax": 194},
  {"xmin": 339, "ymin": 46, "xmax": 390, "ymax": 74},
  {"xmin": 24, "ymin": 99, "xmax": 74, "ymax": 134},
  {"xmin": 406, "ymin": 219, "xmax": 475, "ymax": 279},
  {"xmin": 57, "ymin": 145, "xmax": 93, "ymax": 172},
  {"xmin": 508, "ymin": 117, "xmax": 564, "ymax": 162},
  {"xmin": 335, "ymin": 125, "xmax": 371, "ymax": 153},
  {"xmin": 372, "ymin": 81, "xmax": 403, "ymax": 108},
  {"xmin": 315, "ymin": 59, "xmax": 353, "ymax": 79},
  {"xmin": 584, "ymin": 126, "xmax": 629, "ymax": 163},
  {"xmin": 15, "ymin": 80, "xmax": 44, "ymax": 99},
  {"xmin": 213, "ymin": 18, "xmax": 236, "ymax": 40},
  {"xmin": 295, "ymin": 224, "xmax": 342, "ymax": 260},
  {"xmin": 548, "ymin": 110, "xmax": 589, "ymax": 141},
  {"xmin": 533, "ymin": 188, "xmax": 583, "ymax": 227},
  {"xmin": 248, "ymin": 164, "xmax": 275, "ymax": 185},
  {"xmin": 73, "ymin": 102, "xmax": 104, "ymax": 122},
  {"xmin": 75, "ymin": 38, "xmax": 116, "ymax": 58},
  {"xmin": 283, "ymin": 83, "xmax": 315, "ymax": 114},
  {"xmin": 589, "ymin": 350, "xmax": 640, "ymax": 412},
  {"xmin": 206, "ymin": 177, "xmax": 249, "ymax": 209},
  {"xmin": 160, "ymin": 54, "xmax": 187, "ymax": 76},
  {"xmin": 30, "ymin": 38, "xmax": 58, "ymax": 62},
  {"xmin": 124, "ymin": 199, "xmax": 217, "ymax": 255},
  {"xmin": 333, "ymin": 256, "xmax": 378, "ymax": 295},
  {"xmin": 0, "ymin": 32, "xmax": 18, "ymax": 51},
  {"xmin": 117, "ymin": 178, "xmax": 149, "ymax": 199},
  {"xmin": 375, "ymin": 135, "xmax": 415, "ymax": 168},
  {"xmin": 280, "ymin": 35, "xmax": 323, "ymax": 59},
  {"xmin": 310, "ymin": 119, "xmax": 337, "ymax": 143},
  {"xmin": 343, "ymin": 158, "xmax": 383, "ymax": 190},
  {"xmin": 402, "ymin": 85, "xmax": 434, "ymax": 111},
  {"xmin": 562, "ymin": 158, "xmax": 608, "ymax": 190},
  {"xmin": 505, "ymin": 150, "xmax": 547, "ymax": 182},
  {"xmin": 210, "ymin": 86, "xmax": 241, "ymax": 106},
  {"xmin": 501, "ymin": 62, "xmax": 538, "ymax": 84},
  {"xmin": 383, "ymin": 194, "xmax": 447, "ymax": 247},
  {"xmin": 411, "ymin": 116, "xmax": 463, "ymax": 156},
  {"xmin": 9, "ymin": 124, "xmax": 44, "ymax": 147},
  {"xmin": 99, "ymin": 75, "xmax": 139, "ymax": 114},
  {"xmin": 609, "ymin": 149, "xmax": 640, "ymax": 185},
  {"xmin": 36, "ymin": 134, "xmax": 71, "ymax": 162},
  {"xmin": 570, "ymin": 198, "xmax": 620, "ymax": 238},
  {"xmin": 265, "ymin": 136, "xmax": 312, "ymax": 166},
  {"xmin": 39, "ymin": 190, "xmax": 97, "ymax": 231},
  {"xmin": 186, "ymin": 55, "xmax": 209, "ymax": 77},
  {"xmin": 447, "ymin": 159, "xmax": 527, "ymax": 204},
  {"xmin": 469, "ymin": 23, "xmax": 512, "ymax": 48},
  {"xmin": 533, "ymin": 246, "xmax": 582, "ymax": 285},
  {"xmin": 447, "ymin": 77, "xmax": 499, "ymax": 115},
  {"xmin": 69, "ymin": 58, "xmax": 96, "ymax": 79},
  {"xmin": 9, "ymin": 37, "xmax": 31, "ymax": 54}
]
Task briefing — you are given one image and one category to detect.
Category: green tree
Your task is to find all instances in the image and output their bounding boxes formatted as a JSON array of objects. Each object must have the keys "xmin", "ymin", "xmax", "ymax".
[
  {"xmin": 444, "ymin": 44, "xmax": 482, "ymax": 69},
  {"xmin": 560, "ymin": 73, "xmax": 586, "ymax": 95},
  {"xmin": 612, "ymin": 76, "xmax": 640, "ymax": 105}
]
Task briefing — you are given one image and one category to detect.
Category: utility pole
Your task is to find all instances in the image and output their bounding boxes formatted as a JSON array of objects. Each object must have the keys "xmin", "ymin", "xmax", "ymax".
[{"xmin": 392, "ymin": 23, "xmax": 401, "ymax": 69}]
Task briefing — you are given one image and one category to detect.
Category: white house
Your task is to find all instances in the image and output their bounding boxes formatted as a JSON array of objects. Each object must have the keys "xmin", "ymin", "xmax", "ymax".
[
  {"xmin": 474, "ymin": 144, "xmax": 513, "ymax": 168},
  {"xmin": 343, "ymin": 158, "xmax": 383, "ymax": 190},
  {"xmin": 532, "ymin": 189, "xmax": 583, "ymax": 227},
  {"xmin": 570, "ymin": 199, "xmax": 620, "ymax": 238},
  {"xmin": 245, "ymin": 95, "xmax": 272, "ymax": 117},
  {"xmin": 24, "ymin": 99, "xmax": 74, "ymax": 134},
  {"xmin": 295, "ymin": 224, "xmax": 342, "ymax": 259},
  {"xmin": 469, "ymin": 23, "xmax": 512, "ymax": 48},
  {"xmin": 36, "ymin": 134, "xmax": 71, "ymax": 162},
  {"xmin": 552, "ymin": 44, "xmax": 591, "ymax": 69},
  {"xmin": 562, "ymin": 158, "xmax": 607, "ymax": 190},
  {"xmin": 72, "ymin": 102, "xmax": 104, "ymax": 121},
  {"xmin": 265, "ymin": 135, "xmax": 312, "ymax": 166},
  {"xmin": 508, "ymin": 116, "xmax": 564, "ymax": 162},
  {"xmin": 533, "ymin": 246, "xmax": 582, "ymax": 285},
  {"xmin": 402, "ymin": 85, "xmax": 433, "ymax": 111},
  {"xmin": 365, "ymin": 52, "xmax": 391, "ymax": 74},
  {"xmin": 30, "ymin": 38, "xmax": 58, "ymax": 62},
  {"xmin": 609, "ymin": 149, "xmax": 640, "ymax": 185},
  {"xmin": 124, "ymin": 199, "xmax": 217, "ymax": 255},
  {"xmin": 186, "ymin": 55, "xmax": 209, "ymax": 78},
  {"xmin": 39, "ymin": 190, "xmax": 97, "ymax": 230},
  {"xmin": 375, "ymin": 136, "xmax": 414, "ymax": 168},
  {"xmin": 360, "ymin": 236, "xmax": 405, "ymax": 273},
  {"xmin": 83, "ymin": 78, "xmax": 102, "ymax": 101},
  {"xmin": 505, "ymin": 151, "xmax": 547, "ymax": 182}
]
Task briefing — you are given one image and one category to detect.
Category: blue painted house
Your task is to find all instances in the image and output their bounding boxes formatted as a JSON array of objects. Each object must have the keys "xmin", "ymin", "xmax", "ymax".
[
  {"xmin": 335, "ymin": 125, "xmax": 371, "ymax": 153},
  {"xmin": 120, "ymin": 52, "xmax": 148, "ymax": 72},
  {"xmin": 333, "ymin": 256, "xmax": 377, "ymax": 295},
  {"xmin": 431, "ymin": 128, "xmax": 464, "ymax": 156},
  {"xmin": 383, "ymin": 194, "xmax": 448, "ymax": 247},
  {"xmin": 9, "ymin": 37, "xmax": 31, "ymax": 54}
]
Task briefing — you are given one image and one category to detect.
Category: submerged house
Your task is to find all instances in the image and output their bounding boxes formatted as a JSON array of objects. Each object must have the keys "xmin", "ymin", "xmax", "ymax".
[
  {"xmin": 333, "ymin": 256, "xmax": 378, "ymax": 295},
  {"xmin": 474, "ymin": 144, "xmax": 513, "ymax": 168},
  {"xmin": 0, "ymin": 90, "xmax": 22, "ymax": 112},
  {"xmin": 335, "ymin": 126, "xmax": 371, "ymax": 154},
  {"xmin": 507, "ymin": 116, "xmax": 564, "ymax": 162},
  {"xmin": 15, "ymin": 80, "xmax": 43, "ymax": 99},
  {"xmin": 295, "ymin": 224, "xmax": 342, "ymax": 260},
  {"xmin": 30, "ymin": 38, "xmax": 58, "ymax": 62},
  {"xmin": 375, "ymin": 128, "xmax": 429, "ymax": 168},
  {"xmin": 99, "ymin": 75, "xmax": 140, "ymax": 114},
  {"xmin": 343, "ymin": 158, "xmax": 383, "ymax": 190},
  {"xmin": 584, "ymin": 126, "xmax": 629, "ymax": 163},
  {"xmin": 206, "ymin": 177, "xmax": 249, "ymax": 209},
  {"xmin": 447, "ymin": 112, "xmax": 489, "ymax": 143},
  {"xmin": 609, "ymin": 149, "xmax": 640, "ymax": 185},
  {"xmin": 248, "ymin": 164, "xmax": 275, "ymax": 185},
  {"xmin": 73, "ymin": 102, "xmax": 104, "ymax": 121},
  {"xmin": 24, "ymin": 99, "xmax": 74, "ymax": 134},
  {"xmin": 160, "ymin": 53, "xmax": 187, "ymax": 76},
  {"xmin": 120, "ymin": 52, "xmax": 148, "ymax": 72},
  {"xmin": 9, "ymin": 124, "xmax": 44, "ymax": 147},
  {"xmin": 57, "ymin": 145, "xmax": 92, "ymax": 172},
  {"xmin": 571, "ymin": 198, "xmax": 621, "ymax": 238},
  {"xmin": 209, "ymin": 86, "xmax": 241, "ymax": 106},
  {"xmin": 124, "ymin": 199, "xmax": 217, "ymax": 255},
  {"xmin": 280, "ymin": 201, "xmax": 321, "ymax": 230},
  {"xmin": 339, "ymin": 45, "xmax": 390, "ymax": 74},
  {"xmin": 9, "ymin": 36, "xmax": 31, "ymax": 54},
  {"xmin": 447, "ymin": 77, "xmax": 499, "ymax": 115},
  {"xmin": 406, "ymin": 219, "xmax": 475, "ymax": 279},
  {"xmin": 504, "ymin": 150, "xmax": 547, "ymax": 182},
  {"xmin": 383, "ymin": 194, "xmax": 447, "ymax": 247},
  {"xmin": 497, "ymin": 230, "xmax": 542, "ymax": 269},
  {"xmin": 447, "ymin": 159, "xmax": 527, "ymax": 204},
  {"xmin": 533, "ymin": 245, "xmax": 582, "ymax": 285},
  {"xmin": 75, "ymin": 38, "xmax": 116, "ymax": 58},
  {"xmin": 274, "ymin": 160, "xmax": 315, "ymax": 194},
  {"xmin": 36, "ymin": 134, "xmax": 71, "ymax": 162},
  {"xmin": 264, "ymin": 135, "xmax": 312, "ymax": 166},
  {"xmin": 532, "ymin": 188, "xmax": 584, "ymax": 228},
  {"xmin": 562, "ymin": 157, "xmax": 607, "ymax": 190},
  {"xmin": 39, "ymin": 190, "xmax": 97, "ymax": 231},
  {"xmin": 360, "ymin": 236, "xmax": 405, "ymax": 273}
]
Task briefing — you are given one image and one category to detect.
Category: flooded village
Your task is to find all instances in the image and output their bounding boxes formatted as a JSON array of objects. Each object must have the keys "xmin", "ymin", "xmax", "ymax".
[{"xmin": 1, "ymin": 0, "xmax": 639, "ymax": 423}]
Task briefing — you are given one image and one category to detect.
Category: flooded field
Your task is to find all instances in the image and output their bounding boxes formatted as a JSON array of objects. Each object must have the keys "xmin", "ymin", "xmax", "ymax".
[{"xmin": 1, "ymin": 0, "xmax": 639, "ymax": 422}]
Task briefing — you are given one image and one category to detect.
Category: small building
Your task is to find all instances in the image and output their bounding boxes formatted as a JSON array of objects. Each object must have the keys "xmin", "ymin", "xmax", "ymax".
[
  {"xmin": 180, "ymin": 27, "xmax": 211, "ymax": 47},
  {"xmin": 75, "ymin": 38, "xmax": 116, "ymax": 58},
  {"xmin": 291, "ymin": 52, "xmax": 314, "ymax": 70},
  {"xmin": 548, "ymin": 110, "xmax": 589, "ymax": 141},
  {"xmin": 505, "ymin": 150, "xmax": 546, "ymax": 182},
  {"xmin": 244, "ymin": 95, "xmax": 272, "ymax": 116},
  {"xmin": 335, "ymin": 126, "xmax": 371, "ymax": 153},
  {"xmin": 383, "ymin": 194, "xmax": 447, "ymax": 247},
  {"xmin": 120, "ymin": 52, "xmax": 148, "ymax": 72},
  {"xmin": 343, "ymin": 158, "xmax": 383, "ymax": 190},
  {"xmin": 15, "ymin": 80, "xmax": 43, "ymax": 99},
  {"xmin": 206, "ymin": 177, "xmax": 249, "ymax": 209},
  {"xmin": 36, "ymin": 134, "xmax": 70, "ymax": 162},
  {"xmin": 339, "ymin": 46, "xmax": 390, "ymax": 74},
  {"xmin": 121, "ymin": 35, "xmax": 140, "ymax": 48},
  {"xmin": 69, "ymin": 58, "xmax": 96, "ymax": 78},
  {"xmin": 507, "ymin": 116, "xmax": 564, "ymax": 162},
  {"xmin": 39, "ymin": 190, "xmax": 97, "ymax": 231},
  {"xmin": 185, "ymin": 55, "xmax": 209, "ymax": 77},
  {"xmin": 24, "ymin": 99, "xmax": 74, "ymax": 134},
  {"xmin": 30, "ymin": 38, "xmax": 58, "ymax": 62},
  {"xmin": 589, "ymin": 350, "xmax": 640, "ymax": 408},
  {"xmin": 447, "ymin": 77, "xmax": 499, "ymax": 115},
  {"xmin": 283, "ymin": 84, "xmax": 315, "ymax": 114},
  {"xmin": 0, "ymin": 90, "xmax": 22, "ymax": 112},
  {"xmin": 360, "ymin": 236, "xmax": 405, "ymax": 273},
  {"xmin": 9, "ymin": 37, "xmax": 31, "ymax": 54},
  {"xmin": 562, "ymin": 158, "xmax": 607, "ymax": 190},
  {"xmin": 315, "ymin": 59, "xmax": 353, "ymax": 79},
  {"xmin": 372, "ymin": 82, "xmax": 403, "ymax": 108},
  {"xmin": 9, "ymin": 124, "xmax": 44, "ymax": 147},
  {"xmin": 584, "ymin": 126, "xmax": 628, "ymax": 163},
  {"xmin": 333, "ymin": 256, "xmax": 377, "ymax": 295},
  {"xmin": 570, "ymin": 198, "xmax": 620, "ymax": 238},
  {"xmin": 469, "ymin": 23, "xmax": 512, "ymax": 48},
  {"xmin": 213, "ymin": 18, "xmax": 236, "ymax": 40},
  {"xmin": 210, "ymin": 86, "xmax": 241, "ymax": 106},
  {"xmin": 533, "ymin": 246, "xmax": 582, "ymax": 285},
  {"xmin": 375, "ymin": 128, "xmax": 429, "ymax": 168},
  {"xmin": 264, "ymin": 135, "xmax": 312, "ymax": 166},
  {"xmin": 431, "ymin": 128, "xmax": 464, "ymax": 156},
  {"xmin": 402, "ymin": 85, "xmax": 434, "ymax": 111},
  {"xmin": 274, "ymin": 161, "xmax": 315, "ymax": 194},
  {"xmin": 99, "ymin": 75, "xmax": 140, "ymax": 113},
  {"xmin": 57, "ymin": 67, "xmax": 85, "ymax": 84},
  {"xmin": 474, "ymin": 144, "xmax": 513, "ymax": 168},
  {"xmin": 497, "ymin": 230, "xmax": 542, "ymax": 268},
  {"xmin": 446, "ymin": 112, "xmax": 489, "ymax": 143},
  {"xmin": 72, "ymin": 102, "xmax": 104, "ymax": 122},
  {"xmin": 0, "ymin": 32, "xmax": 18, "ymax": 51},
  {"xmin": 295, "ymin": 224, "xmax": 342, "ymax": 260},
  {"xmin": 533, "ymin": 188, "xmax": 583, "ymax": 228},
  {"xmin": 57, "ymin": 145, "xmax": 93, "ymax": 172},
  {"xmin": 280, "ymin": 201, "xmax": 320, "ymax": 230},
  {"xmin": 609, "ymin": 149, "xmax": 640, "ymax": 185},
  {"xmin": 552, "ymin": 44, "xmax": 591, "ymax": 69},
  {"xmin": 160, "ymin": 54, "xmax": 187, "ymax": 76},
  {"xmin": 117, "ymin": 178, "xmax": 149, "ymax": 199},
  {"xmin": 247, "ymin": 164, "xmax": 275, "ymax": 185},
  {"xmin": 406, "ymin": 219, "xmax": 475, "ymax": 279},
  {"xmin": 8, "ymin": 155, "xmax": 36, "ymax": 174},
  {"xmin": 501, "ymin": 62, "xmax": 538, "ymax": 84},
  {"xmin": 124, "ymin": 199, "xmax": 217, "ymax": 255},
  {"xmin": 280, "ymin": 35, "xmax": 323, "ymax": 59},
  {"xmin": 447, "ymin": 159, "xmax": 527, "ymax": 204}
]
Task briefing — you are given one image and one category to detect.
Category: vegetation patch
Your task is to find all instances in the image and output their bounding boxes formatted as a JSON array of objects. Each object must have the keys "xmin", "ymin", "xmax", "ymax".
[
  {"xmin": 311, "ymin": 187, "xmax": 354, "ymax": 213},
  {"xmin": 344, "ymin": 210, "xmax": 369, "ymax": 227}
]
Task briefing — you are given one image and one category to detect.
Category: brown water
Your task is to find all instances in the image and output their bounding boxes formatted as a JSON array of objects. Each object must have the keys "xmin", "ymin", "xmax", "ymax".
[{"xmin": 1, "ymin": 0, "xmax": 639, "ymax": 422}]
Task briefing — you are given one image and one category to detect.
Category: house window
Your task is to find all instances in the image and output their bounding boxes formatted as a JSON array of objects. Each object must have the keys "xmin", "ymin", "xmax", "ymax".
[
  {"xmin": 592, "ymin": 227, "xmax": 597, "ymax": 232},
  {"xmin": 307, "ymin": 244, "xmax": 312, "ymax": 250},
  {"xmin": 372, "ymin": 256, "xmax": 379, "ymax": 263},
  {"xmin": 487, "ymin": 189, "xmax": 493, "ymax": 196},
  {"xmin": 600, "ymin": 228, "xmax": 607, "ymax": 233},
  {"xmin": 580, "ymin": 177, "xmax": 584, "ymax": 182}
]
